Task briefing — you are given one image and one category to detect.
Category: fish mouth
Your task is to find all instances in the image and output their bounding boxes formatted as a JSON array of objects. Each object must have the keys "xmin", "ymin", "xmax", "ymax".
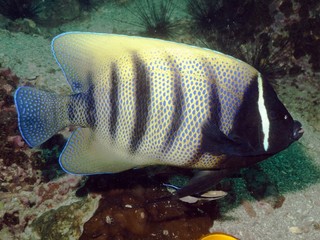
[{"xmin": 292, "ymin": 120, "xmax": 304, "ymax": 141}]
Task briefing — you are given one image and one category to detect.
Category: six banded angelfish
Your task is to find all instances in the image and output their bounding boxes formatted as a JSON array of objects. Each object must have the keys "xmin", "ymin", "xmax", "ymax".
[{"xmin": 14, "ymin": 32, "xmax": 304, "ymax": 200}]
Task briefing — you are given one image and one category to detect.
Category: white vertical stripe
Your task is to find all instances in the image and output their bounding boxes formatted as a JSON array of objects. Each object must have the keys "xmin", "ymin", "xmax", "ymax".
[{"xmin": 257, "ymin": 74, "xmax": 270, "ymax": 151}]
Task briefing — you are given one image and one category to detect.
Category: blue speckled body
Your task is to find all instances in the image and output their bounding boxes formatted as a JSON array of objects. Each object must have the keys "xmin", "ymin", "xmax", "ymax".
[{"xmin": 14, "ymin": 32, "xmax": 302, "ymax": 178}]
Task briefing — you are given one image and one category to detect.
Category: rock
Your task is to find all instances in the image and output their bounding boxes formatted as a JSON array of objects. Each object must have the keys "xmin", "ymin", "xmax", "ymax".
[
  {"xmin": 6, "ymin": 18, "xmax": 41, "ymax": 34},
  {"xmin": 26, "ymin": 196, "xmax": 100, "ymax": 240},
  {"xmin": 289, "ymin": 226, "xmax": 303, "ymax": 234}
]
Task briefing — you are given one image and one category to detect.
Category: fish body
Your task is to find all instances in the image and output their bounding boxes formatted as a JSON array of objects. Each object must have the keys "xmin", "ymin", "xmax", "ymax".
[{"xmin": 14, "ymin": 32, "xmax": 303, "ymax": 196}]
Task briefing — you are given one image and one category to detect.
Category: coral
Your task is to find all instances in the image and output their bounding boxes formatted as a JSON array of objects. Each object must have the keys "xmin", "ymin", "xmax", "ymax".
[
  {"xmin": 287, "ymin": 9, "xmax": 320, "ymax": 72},
  {"xmin": 0, "ymin": 0, "xmax": 43, "ymax": 21},
  {"xmin": 193, "ymin": 0, "xmax": 320, "ymax": 82},
  {"xmin": 0, "ymin": 173, "xmax": 85, "ymax": 238},
  {"xmin": 262, "ymin": 0, "xmax": 320, "ymax": 76},
  {"xmin": 126, "ymin": 0, "xmax": 177, "ymax": 39},
  {"xmin": 0, "ymin": 68, "xmax": 23, "ymax": 170},
  {"xmin": 38, "ymin": 134, "xmax": 66, "ymax": 181},
  {"xmin": 0, "ymin": 68, "xmax": 87, "ymax": 239}
]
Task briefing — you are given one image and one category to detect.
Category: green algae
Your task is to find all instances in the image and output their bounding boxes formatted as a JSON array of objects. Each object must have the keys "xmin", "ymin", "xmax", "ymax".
[
  {"xmin": 260, "ymin": 142, "xmax": 320, "ymax": 193},
  {"xmin": 215, "ymin": 140, "xmax": 320, "ymax": 216}
]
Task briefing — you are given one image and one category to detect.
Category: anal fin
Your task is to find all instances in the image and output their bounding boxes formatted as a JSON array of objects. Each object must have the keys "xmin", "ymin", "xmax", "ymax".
[{"xmin": 59, "ymin": 128, "xmax": 136, "ymax": 175}]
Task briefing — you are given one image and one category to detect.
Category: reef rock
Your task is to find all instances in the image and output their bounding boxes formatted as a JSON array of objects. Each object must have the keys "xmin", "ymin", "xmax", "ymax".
[{"xmin": 24, "ymin": 195, "xmax": 100, "ymax": 240}]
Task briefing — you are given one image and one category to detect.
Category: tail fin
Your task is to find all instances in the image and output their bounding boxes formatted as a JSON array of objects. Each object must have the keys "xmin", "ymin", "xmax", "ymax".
[{"xmin": 14, "ymin": 87, "xmax": 69, "ymax": 147}]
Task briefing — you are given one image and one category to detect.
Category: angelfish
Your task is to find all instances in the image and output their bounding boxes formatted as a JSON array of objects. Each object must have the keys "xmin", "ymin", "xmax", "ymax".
[{"xmin": 14, "ymin": 32, "xmax": 303, "ymax": 199}]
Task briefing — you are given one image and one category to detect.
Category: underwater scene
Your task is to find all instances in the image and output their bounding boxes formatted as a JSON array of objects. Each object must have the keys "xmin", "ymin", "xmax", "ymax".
[{"xmin": 0, "ymin": 0, "xmax": 320, "ymax": 239}]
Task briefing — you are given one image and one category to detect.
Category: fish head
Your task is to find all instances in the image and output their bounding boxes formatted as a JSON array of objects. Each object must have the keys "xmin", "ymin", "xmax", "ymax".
[
  {"xmin": 228, "ymin": 73, "xmax": 303, "ymax": 156},
  {"xmin": 258, "ymin": 76, "xmax": 304, "ymax": 153}
]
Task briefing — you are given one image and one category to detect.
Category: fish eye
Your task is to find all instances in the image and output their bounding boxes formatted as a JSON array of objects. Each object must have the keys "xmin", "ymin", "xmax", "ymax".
[{"xmin": 269, "ymin": 111, "xmax": 288, "ymax": 121}]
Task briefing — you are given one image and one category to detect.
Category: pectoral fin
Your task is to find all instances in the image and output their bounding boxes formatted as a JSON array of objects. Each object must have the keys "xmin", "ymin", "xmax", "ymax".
[
  {"xmin": 147, "ymin": 169, "xmax": 232, "ymax": 205},
  {"xmin": 175, "ymin": 169, "xmax": 233, "ymax": 199}
]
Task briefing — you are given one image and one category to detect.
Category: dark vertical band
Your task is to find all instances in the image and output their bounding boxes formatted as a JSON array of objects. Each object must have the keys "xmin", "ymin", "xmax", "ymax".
[
  {"xmin": 85, "ymin": 72, "xmax": 97, "ymax": 128},
  {"xmin": 130, "ymin": 54, "xmax": 151, "ymax": 153},
  {"xmin": 109, "ymin": 64, "xmax": 119, "ymax": 140},
  {"xmin": 68, "ymin": 72, "xmax": 97, "ymax": 128},
  {"xmin": 164, "ymin": 71, "xmax": 184, "ymax": 150}
]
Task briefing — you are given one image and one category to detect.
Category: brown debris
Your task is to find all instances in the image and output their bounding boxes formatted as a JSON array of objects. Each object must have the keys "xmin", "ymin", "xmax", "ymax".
[
  {"xmin": 241, "ymin": 200, "xmax": 257, "ymax": 218},
  {"xmin": 273, "ymin": 195, "xmax": 286, "ymax": 209},
  {"xmin": 80, "ymin": 187, "xmax": 217, "ymax": 240}
]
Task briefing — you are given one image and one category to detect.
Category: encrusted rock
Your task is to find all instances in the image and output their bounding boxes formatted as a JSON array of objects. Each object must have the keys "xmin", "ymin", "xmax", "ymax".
[{"xmin": 25, "ymin": 195, "xmax": 100, "ymax": 240}]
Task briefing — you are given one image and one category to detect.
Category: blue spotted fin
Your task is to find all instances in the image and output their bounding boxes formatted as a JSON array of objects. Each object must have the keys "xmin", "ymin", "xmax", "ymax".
[{"xmin": 14, "ymin": 87, "xmax": 69, "ymax": 147}]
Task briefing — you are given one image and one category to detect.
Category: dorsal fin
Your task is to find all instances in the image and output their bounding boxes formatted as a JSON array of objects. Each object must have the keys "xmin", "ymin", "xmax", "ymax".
[{"xmin": 52, "ymin": 32, "xmax": 108, "ymax": 93}]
